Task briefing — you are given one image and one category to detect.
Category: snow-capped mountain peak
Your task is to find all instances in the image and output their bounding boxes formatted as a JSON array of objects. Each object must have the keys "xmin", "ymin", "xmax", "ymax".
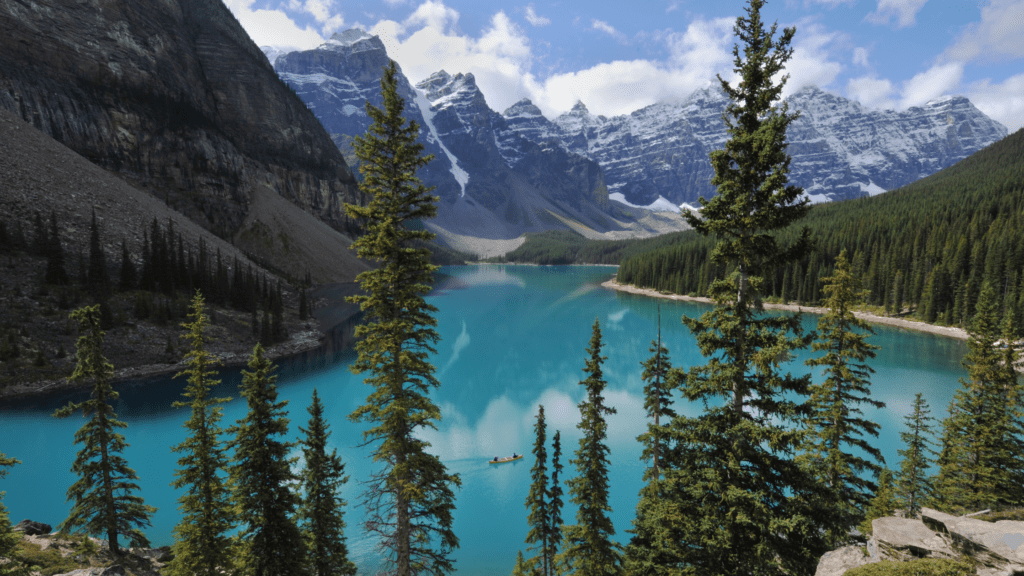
[{"xmin": 325, "ymin": 29, "xmax": 373, "ymax": 47}]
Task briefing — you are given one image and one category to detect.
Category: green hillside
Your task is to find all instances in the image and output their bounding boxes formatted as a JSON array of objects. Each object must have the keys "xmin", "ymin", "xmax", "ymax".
[
  {"xmin": 618, "ymin": 128, "xmax": 1024, "ymax": 330},
  {"xmin": 488, "ymin": 229, "xmax": 697, "ymax": 266}
]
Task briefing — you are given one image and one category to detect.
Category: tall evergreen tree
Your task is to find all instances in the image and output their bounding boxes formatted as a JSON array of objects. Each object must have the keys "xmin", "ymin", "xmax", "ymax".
[
  {"xmin": 549, "ymin": 430, "xmax": 564, "ymax": 574},
  {"xmin": 0, "ymin": 451, "xmax": 24, "ymax": 576},
  {"xmin": 932, "ymin": 282, "xmax": 1024, "ymax": 513},
  {"xmin": 228, "ymin": 344, "xmax": 306, "ymax": 576},
  {"xmin": 624, "ymin": 316, "xmax": 682, "ymax": 575},
  {"xmin": 669, "ymin": 0, "xmax": 826, "ymax": 572},
  {"xmin": 299, "ymin": 388, "xmax": 356, "ymax": 576},
  {"xmin": 894, "ymin": 393, "xmax": 938, "ymax": 518},
  {"xmin": 800, "ymin": 250, "xmax": 886, "ymax": 547},
  {"xmin": 52, "ymin": 305, "xmax": 156, "ymax": 553},
  {"xmin": 858, "ymin": 468, "xmax": 899, "ymax": 536},
  {"xmin": 167, "ymin": 292, "xmax": 235, "ymax": 576},
  {"xmin": 87, "ymin": 209, "xmax": 111, "ymax": 300},
  {"xmin": 525, "ymin": 405, "xmax": 552, "ymax": 576},
  {"xmin": 343, "ymin": 59, "xmax": 460, "ymax": 576},
  {"xmin": 559, "ymin": 319, "xmax": 621, "ymax": 576}
]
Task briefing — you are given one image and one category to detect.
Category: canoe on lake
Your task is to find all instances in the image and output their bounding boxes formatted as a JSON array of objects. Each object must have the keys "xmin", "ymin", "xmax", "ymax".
[{"xmin": 488, "ymin": 454, "xmax": 524, "ymax": 464}]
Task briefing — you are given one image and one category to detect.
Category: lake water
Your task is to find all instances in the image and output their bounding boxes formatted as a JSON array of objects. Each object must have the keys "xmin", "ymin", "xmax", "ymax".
[{"xmin": 0, "ymin": 265, "xmax": 969, "ymax": 574}]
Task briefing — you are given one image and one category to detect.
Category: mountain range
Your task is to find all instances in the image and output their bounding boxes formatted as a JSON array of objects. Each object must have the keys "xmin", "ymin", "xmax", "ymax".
[
  {"xmin": 267, "ymin": 29, "xmax": 1008, "ymax": 213},
  {"xmin": 271, "ymin": 30, "xmax": 690, "ymax": 257}
]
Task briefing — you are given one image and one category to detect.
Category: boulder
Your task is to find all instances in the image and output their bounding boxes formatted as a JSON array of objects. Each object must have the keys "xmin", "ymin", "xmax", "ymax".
[
  {"xmin": 872, "ymin": 515, "xmax": 957, "ymax": 561},
  {"xmin": 920, "ymin": 507, "xmax": 1024, "ymax": 575},
  {"xmin": 12, "ymin": 519, "xmax": 52, "ymax": 535},
  {"xmin": 134, "ymin": 546, "xmax": 173, "ymax": 563},
  {"xmin": 815, "ymin": 544, "xmax": 880, "ymax": 576}
]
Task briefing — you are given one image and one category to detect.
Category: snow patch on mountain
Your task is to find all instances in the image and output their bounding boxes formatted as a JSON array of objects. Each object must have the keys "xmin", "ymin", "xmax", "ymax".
[
  {"xmin": 609, "ymin": 192, "xmax": 680, "ymax": 213},
  {"xmin": 325, "ymin": 29, "xmax": 372, "ymax": 47},
  {"xmin": 414, "ymin": 88, "xmax": 469, "ymax": 196}
]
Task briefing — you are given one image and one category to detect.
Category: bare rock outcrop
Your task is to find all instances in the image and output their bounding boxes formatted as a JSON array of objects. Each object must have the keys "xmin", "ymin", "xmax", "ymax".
[{"xmin": 816, "ymin": 508, "xmax": 1024, "ymax": 576}]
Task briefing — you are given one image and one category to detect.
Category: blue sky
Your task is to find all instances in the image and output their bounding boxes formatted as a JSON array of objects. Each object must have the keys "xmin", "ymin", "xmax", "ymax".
[{"xmin": 227, "ymin": 0, "xmax": 1024, "ymax": 131}]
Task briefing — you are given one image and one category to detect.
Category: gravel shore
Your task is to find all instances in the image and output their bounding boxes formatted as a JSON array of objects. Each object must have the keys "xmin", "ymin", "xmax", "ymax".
[{"xmin": 601, "ymin": 278, "xmax": 968, "ymax": 341}]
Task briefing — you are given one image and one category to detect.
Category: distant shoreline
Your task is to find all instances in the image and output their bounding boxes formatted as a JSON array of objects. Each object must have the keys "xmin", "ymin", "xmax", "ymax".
[{"xmin": 601, "ymin": 277, "xmax": 969, "ymax": 341}]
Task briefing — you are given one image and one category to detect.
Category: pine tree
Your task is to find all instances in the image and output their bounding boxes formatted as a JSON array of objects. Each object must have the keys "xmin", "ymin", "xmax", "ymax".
[
  {"xmin": 299, "ymin": 289, "xmax": 309, "ymax": 321},
  {"xmin": 51, "ymin": 305, "xmax": 156, "ymax": 553},
  {"xmin": 549, "ymin": 430, "xmax": 564, "ymax": 574},
  {"xmin": 671, "ymin": 0, "xmax": 825, "ymax": 572},
  {"xmin": 624, "ymin": 316, "xmax": 682, "ymax": 575},
  {"xmin": 511, "ymin": 550, "xmax": 535, "ymax": 576},
  {"xmin": 525, "ymin": 406, "xmax": 551, "ymax": 576},
  {"xmin": 0, "ymin": 451, "xmax": 24, "ymax": 576},
  {"xmin": 299, "ymin": 388, "xmax": 356, "ymax": 576},
  {"xmin": 894, "ymin": 393, "xmax": 938, "ymax": 518},
  {"xmin": 800, "ymin": 250, "xmax": 886, "ymax": 547},
  {"xmin": 558, "ymin": 319, "xmax": 621, "ymax": 576},
  {"xmin": 933, "ymin": 282, "xmax": 1024, "ymax": 514},
  {"xmin": 87, "ymin": 209, "xmax": 111, "ymax": 300},
  {"xmin": 228, "ymin": 344, "xmax": 306, "ymax": 576},
  {"xmin": 859, "ymin": 468, "xmax": 899, "ymax": 536},
  {"xmin": 344, "ymin": 59, "xmax": 460, "ymax": 576},
  {"xmin": 167, "ymin": 292, "xmax": 235, "ymax": 576}
]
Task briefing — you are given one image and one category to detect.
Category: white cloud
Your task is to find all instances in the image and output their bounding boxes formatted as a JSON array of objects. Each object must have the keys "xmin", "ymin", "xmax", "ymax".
[
  {"xmin": 943, "ymin": 0, "xmax": 1024, "ymax": 63},
  {"xmin": 865, "ymin": 0, "xmax": 929, "ymax": 28},
  {"xmin": 899, "ymin": 62, "xmax": 963, "ymax": 109},
  {"xmin": 846, "ymin": 75, "xmax": 896, "ymax": 110},
  {"xmin": 778, "ymin": 23, "xmax": 844, "ymax": 96},
  {"xmin": 591, "ymin": 19, "xmax": 625, "ymax": 41},
  {"xmin": 964, "ymin": 73, "xmax": 1024, "ymax": 133},
  {"xmin": 404, "ymin": 0, "xmax": 460, "ymax": 34},
  {"xmin": 524, "ymin": 5, "xmax": 551, "ymax": 27},
  {"xmin": 852, "ymin": 46, "xmax": 869, "ymax": 67},
  {"xmin": 666, "ymin": 1, "xmax": 682, "ymax": 13},
  {"xmin": 371, "ymin": 6, "xmax": 536, "ymax": 112},
  {"xmin": 224, "ymin": 0, "xmax": 326, "ymax": 49}
]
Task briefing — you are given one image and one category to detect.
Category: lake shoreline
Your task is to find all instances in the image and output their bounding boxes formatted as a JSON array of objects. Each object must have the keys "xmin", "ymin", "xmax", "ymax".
[{"xmin": 602, "ymin": 278, "xmax": 969, "ymax": 341}]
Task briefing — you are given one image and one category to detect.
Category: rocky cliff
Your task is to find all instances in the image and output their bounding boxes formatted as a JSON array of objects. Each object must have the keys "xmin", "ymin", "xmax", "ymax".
[
  {"xmin": 502, "ymin": 86, "xmax": 1008, "ymax": 206},
  {"xmin": 0, "ymin": 0, "xmax": 364, "ymax": 255}
]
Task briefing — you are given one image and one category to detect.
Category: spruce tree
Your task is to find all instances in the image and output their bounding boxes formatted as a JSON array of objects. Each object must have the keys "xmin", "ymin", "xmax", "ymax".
[
  {"xmin": 87, "ymin": 209, "xmax": 110, "ymax": 300},
  {"xmin": 671, "ymin": 0, "xmax": 825, "ymax": 572},
  {"xmin": 511, "ymin": 550, "xmax": 535, "ymax": 576},
  {"xmin": 638, "ymin": 309, "xmax": 675, "ymax": 481},
  {"xmin": 52, "ymin": 305, "xmax": 156, "ymax": 553},
  {"xmin": 299, "ymin": 388, "xmax": 356, "ymax": 576},
  {"xmin": 894, "ymin": 393, "xmax": 938, "ymax": 518},
  {"xmin": 800, "ymin": 250, "xmax": 886, "ymax": 547},
  {"xmin": 167, "ymin": 292, "xmax": 235, "ymax": 576},
  {"xmin": 525, "ymin": 405, "xmax": 551, "ymax": 576},
  {"xmin": 858, "ymin": 468, "xmax": 899, "ymax": 536},
  {"xmin": 344, "ymin": 59, "xmax": 460, "ymax": 576},
  {"xmin": 933, "ymin": 282, "xmax": 1024, "ymax": 514},
  {"xmin": 558, "ymin": 319, "xmax": 621, "ymax": 575},
  {"xmin": 549, "ymin": 430, "xmax": 564, "ymax": 574},
  {"xmin": 624, "ymin": 319, "xmax": 682, "ymax": 575},
  {"xmin": 0, "ymin": 451, "xmax": 24, "ymax": 576},
  {"xmin": 228, "ymin": 344, "xmax": 306, "ymax": 576}
]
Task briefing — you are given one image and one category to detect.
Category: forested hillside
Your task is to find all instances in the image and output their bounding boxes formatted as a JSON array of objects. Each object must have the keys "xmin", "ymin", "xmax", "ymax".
[
  {"xmin": 490, "ymin": 229, "xmax": 694, "ymax": 265},
  {"xmin": 618, "ymin": 128, "xmax": 1024, "ymax": 330}
]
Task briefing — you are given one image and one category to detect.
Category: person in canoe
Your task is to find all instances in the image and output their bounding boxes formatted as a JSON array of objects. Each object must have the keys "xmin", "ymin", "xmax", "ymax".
[{"xmin": 493, "ymin": 456, "xmax": 498, "ymax": 462}]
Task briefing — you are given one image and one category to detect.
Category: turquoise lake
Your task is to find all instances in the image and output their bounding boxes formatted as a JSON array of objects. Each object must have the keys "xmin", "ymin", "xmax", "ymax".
[{"xmin": 0, "ymin": 265, "xmax": 970, "ymax": 574}]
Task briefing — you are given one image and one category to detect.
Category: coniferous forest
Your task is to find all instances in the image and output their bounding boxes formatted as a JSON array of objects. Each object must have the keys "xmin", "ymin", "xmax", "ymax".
[{"xmin": 617, "ymin": 125, "xmax": 1024, "ymax": 332}]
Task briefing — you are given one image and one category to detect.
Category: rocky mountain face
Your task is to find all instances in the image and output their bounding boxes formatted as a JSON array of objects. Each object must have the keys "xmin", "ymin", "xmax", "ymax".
[
  {"xmin": 270, "ymin": 32, "xmax": 687, "ymax": 254},
  {"xmin": 0, "ymin": 0, "xmax": 364, "ymax": 265},
  {"xmin": 502, "ymin": 86, "xmax": 1009, "ymax": 206}
]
